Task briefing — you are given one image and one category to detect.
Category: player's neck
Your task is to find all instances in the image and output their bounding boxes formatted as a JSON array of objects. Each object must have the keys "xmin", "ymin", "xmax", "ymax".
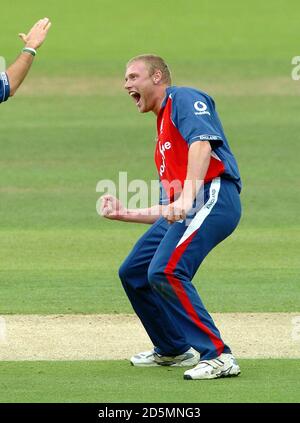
[{"xmin": 152, "ymin": 85, "xmax": 168, "ymax": 116}]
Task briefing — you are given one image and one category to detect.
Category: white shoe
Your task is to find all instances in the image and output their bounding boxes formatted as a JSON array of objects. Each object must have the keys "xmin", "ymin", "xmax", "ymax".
[
  {"xmin": 130, "ymin": 347, "xmax": 200, "ymax": 367},
  {"xmin": 183, "ymin": 353, "xmax": 240, "ymax": 380}
]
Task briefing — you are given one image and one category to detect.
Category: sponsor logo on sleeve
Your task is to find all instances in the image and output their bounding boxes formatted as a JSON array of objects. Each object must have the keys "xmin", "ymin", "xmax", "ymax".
[{"xmin": 194, "ymin": 101, "xmax": 210, "ymax": 116}]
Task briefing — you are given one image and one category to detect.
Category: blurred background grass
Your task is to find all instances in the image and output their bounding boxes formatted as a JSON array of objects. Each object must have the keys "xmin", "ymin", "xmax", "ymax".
[{"xmin": 1, "ymin": 0, "xmax": 299, "ymax": 77}]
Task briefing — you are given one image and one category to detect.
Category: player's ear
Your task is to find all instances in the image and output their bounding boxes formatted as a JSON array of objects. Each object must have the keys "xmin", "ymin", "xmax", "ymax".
[{"xmin": 153, "ymin": 70, "xmax": 163, "ymax": 84}]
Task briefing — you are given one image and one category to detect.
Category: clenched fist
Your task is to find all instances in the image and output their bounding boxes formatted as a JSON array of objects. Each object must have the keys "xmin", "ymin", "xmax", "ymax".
[{"xmin": 99, "ymin": 195, "xmax": 126, "ymax": 220}]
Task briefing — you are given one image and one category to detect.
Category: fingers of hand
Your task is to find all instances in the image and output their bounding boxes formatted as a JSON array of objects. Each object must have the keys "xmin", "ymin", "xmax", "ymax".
[
  {"xmin": 39, "ymin": 18, "xmax": 51, "ymax": 31},
  {"xmin": 178, "ymin": 209, "xmax": 186, "ymax": 220},
  {"xmin": 44, "ymin": 21, "xmax": 52, "ymax": 32},
  {"xmin": 36, "ymin": 18, "xmax": 49, "ymax": 28},
  {"xmin": 164, "ymin": 206, "xmax": 185, "ymax": 223},
  {"xmin": 28, "ymin": 18, "xmax": 51, "ymax": 39},
  {"xmin": 101, "ymin": 201, "xmax": 113, "ymax": 216},
  {"xmin": 102, "ymin": 206, "xmax": 113, "ymax": 216},
  {"xmin": 100, "ymin": 195, "xmax": 117, "ymax": 216},
  {"xmin": 18, "ymin": 33, "xmax": 27, "ymax": 42},
  {"xmin": 100, "ymin": 196, "xmax": 110, "ymax": 207},
  {"xmin": 100, "ymin": 195, "xmax": 114, "ymax": 205},
  {"xmin": 100, "ymin": 194, "xmax": 113, "ymax": 200},
  {"xmin": 169, "ymin": 213, "xmax": 183, "ymax": 223},
  {"xmin": 42, "ymin": 17, "xmax": 50, "ymax": 27}
]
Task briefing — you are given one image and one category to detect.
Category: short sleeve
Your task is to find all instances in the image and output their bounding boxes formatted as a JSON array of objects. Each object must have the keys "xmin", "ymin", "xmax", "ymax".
[
  {"xmin": 0, "ymin": 72, "xmax": 10, "ymax": 103},
  {"xmin": 171, "ymin": 88, "xmax": 223, "ymax": 148}
]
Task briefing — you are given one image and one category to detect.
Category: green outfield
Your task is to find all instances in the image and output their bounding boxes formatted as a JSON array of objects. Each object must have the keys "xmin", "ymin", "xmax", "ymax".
[
  {"xmin": 0, "ymin": 360, "xmax": 299, "ymax": 403},
  {"xmin": 0, "ymin": 0, "xmax": 299, "ymax": 403}
]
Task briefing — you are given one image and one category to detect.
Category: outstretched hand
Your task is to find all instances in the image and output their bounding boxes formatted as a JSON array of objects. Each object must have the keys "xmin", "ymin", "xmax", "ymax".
[{"xmin": 19, "ymin": 17, "xmax": 52, "ymax": 50}]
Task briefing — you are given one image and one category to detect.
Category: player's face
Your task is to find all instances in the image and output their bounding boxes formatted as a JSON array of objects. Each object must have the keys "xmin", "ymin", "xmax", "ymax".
[{"xmin": 124, "ymin": 61, "xmax": 157, "ymax": 113}]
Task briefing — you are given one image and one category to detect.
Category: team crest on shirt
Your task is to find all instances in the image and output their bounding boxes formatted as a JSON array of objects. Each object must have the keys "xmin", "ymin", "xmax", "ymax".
[{"xmin": 194, "ymin": 101, "xmax": 210, "ymax": 116}]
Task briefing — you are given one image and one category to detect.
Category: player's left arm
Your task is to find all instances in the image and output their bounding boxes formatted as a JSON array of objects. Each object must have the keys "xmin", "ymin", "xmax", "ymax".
[
  {"xmin": 162, "ymin": 141, "xmax": 211, "ymax": 223},
  {"xmin": 99, "ymin": 194, "xmax": 163, "ymax": 224}
]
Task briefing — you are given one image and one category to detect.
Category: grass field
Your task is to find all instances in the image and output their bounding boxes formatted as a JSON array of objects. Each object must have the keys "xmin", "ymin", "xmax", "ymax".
[
  {"xmin": 0, "ymin": 360, "xmax": 299, "ymax": 403},
  {"xmin": 0, "ymin": 0, "xmax": 299, "ymax": 403}
]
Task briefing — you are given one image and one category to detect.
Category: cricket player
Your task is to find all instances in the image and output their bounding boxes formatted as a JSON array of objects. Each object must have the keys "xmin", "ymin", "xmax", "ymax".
[
  {"xmin": 0, "ymin": 18, "xmax": 51, "ymax": 104},
  {"xmin": 100, "ymin": 55, "xmax": 242, "ymax": 380}
]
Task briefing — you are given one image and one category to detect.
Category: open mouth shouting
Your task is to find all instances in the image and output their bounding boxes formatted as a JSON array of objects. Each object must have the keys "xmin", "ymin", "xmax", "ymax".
[{"xmin": 129, "ymin": 91, "xmax": 141, "ymax": 107}]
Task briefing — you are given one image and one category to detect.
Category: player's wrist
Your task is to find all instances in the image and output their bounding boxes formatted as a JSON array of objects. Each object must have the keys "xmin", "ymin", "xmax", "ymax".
[
  {"xmin": 22, "ymin": 47, "xmax": 37, "ymax": 56},
  {"xmin": 173, "ymin": 197, "xmax": 193, "ymax": 214}
]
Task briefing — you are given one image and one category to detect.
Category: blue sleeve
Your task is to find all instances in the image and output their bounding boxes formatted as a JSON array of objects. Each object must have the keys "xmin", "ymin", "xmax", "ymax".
[
  {"xmin": 0, "ymin": 72, "xmax": 10, "ymax": 103},
  {"xmin": 159, "ymin": 180, "xmax": 169, "ymax": 205},
  {"xmin": 171, "ymin": 88, "xmax": 223, "ymax": 148}
]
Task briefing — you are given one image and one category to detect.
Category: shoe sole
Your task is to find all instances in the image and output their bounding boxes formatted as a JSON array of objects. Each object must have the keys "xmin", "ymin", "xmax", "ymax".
[
  {"xmin": 131, "ymin": 363, "xmax": 192, "ymax": 367},
  {"xmin": 131, "ymin": 349, "xmax": 200, "ymax": 368},
  {"xmin": 184, "ymin": 366, "xmax": 241, "ymax": 380},
  {"xmin": 131, "ymin": 360, "xmax": 199, "ymax": 367},
  {"xmin": 130, "ymin": 361, "xmax": 160, "ymax": 367}
]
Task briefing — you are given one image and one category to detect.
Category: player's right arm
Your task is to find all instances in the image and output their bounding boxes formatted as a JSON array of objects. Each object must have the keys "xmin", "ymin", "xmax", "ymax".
[
  {"xmin": 99, "ymin": 195, "xmax": 162, "ymax": 224},
  {"xmin": 6, "ymin": 18, "xmax": 51, "ymax": 97}
]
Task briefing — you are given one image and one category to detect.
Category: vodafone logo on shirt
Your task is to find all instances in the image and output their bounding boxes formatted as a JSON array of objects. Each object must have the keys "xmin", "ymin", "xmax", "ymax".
[
  {"xmin": 158, "ymin": 141, "xmax": 172, "ymax": 176},
  {"xmin": 194, "ymin": 101, "xmax": 210, "ymax": 116}
]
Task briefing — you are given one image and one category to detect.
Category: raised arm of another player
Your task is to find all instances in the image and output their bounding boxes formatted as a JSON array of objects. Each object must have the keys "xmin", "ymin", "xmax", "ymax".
[
  {"xmin": 100, "ymin": 195, "xmax": 163, "ymax": 224},
  {"xmin": 6, "ymin": 18, "xmax": 51, "ymax": 96}
]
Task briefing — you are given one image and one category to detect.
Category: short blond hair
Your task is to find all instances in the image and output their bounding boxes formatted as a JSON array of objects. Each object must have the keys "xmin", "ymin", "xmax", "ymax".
[{"xmin": 126, "ymin": 54, "xmax": 172, "ymax": 85}]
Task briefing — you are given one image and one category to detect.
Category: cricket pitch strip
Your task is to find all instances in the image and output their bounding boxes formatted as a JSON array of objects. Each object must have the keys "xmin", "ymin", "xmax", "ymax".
[{"xmin": 0, "ymin": 313, "xmax": 299, "ymax": 360}]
